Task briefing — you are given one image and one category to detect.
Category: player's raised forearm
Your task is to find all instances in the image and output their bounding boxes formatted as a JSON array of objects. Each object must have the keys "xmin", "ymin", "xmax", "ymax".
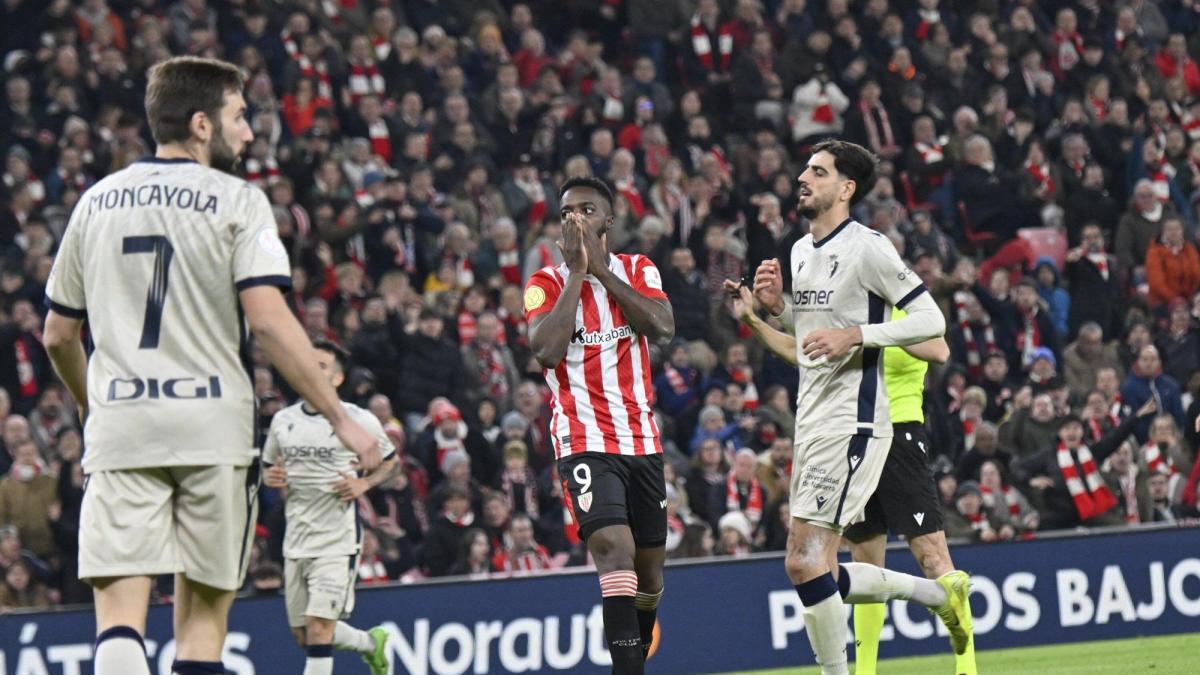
[
  {"xmin": 901, "ymin": 337, "xmax": 950, "ymax": 364},
  {"xmin": 44, "ymin": 312, "xmax": 88, "ymax": 412},
  {"xmin": 859, "ymin": 293, "xmax": 945, "ymax": 347},
  {"xmin": 240, "ymin": 286, "xmax": 347, "ymax": 425},
  {"xmin": 743, "ymin": 313, "xmax": 799, "ymax": 366},
  {"xmin": 364, "ymin": 455, "xmax": 399, "ymax": 490},
  {"xmin": 529, "ymin": 275, "xmax": 585, "ymax": 368},
  {"xmin": 595, "ymin": 269, "xmax": 675, "ymax": 342}
]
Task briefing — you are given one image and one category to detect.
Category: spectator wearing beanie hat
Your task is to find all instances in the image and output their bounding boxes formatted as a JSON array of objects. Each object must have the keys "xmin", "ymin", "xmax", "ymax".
[
  {"xmin": 414, "ymin": 400, "xmax": 499, "ymax": 490},
  {"xmin": 942, "ymin": 480, "xmax": 1008, "ymax": 542}
]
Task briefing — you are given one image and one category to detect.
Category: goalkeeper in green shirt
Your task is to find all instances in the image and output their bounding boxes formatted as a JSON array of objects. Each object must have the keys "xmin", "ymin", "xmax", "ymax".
[{"xmin": 727, "ymin": 280, "xmax": 977, "ymax": 675}]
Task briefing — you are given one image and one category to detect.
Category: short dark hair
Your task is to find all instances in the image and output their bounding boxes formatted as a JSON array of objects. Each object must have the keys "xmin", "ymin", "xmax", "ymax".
[
  {"xmin": 559, "ymin": 176, "xmax": 615, "ymax": 211},
  {"xmin": 145, "ymin": 56, "xmax": 245, "ymax": 145},
  {"xmin": 808, "ymin": 139, "xmax": 878, "ymax": 206},
  {"xmin": 312, "ymin": 339, "xmax": 349, "ymax": 372}
]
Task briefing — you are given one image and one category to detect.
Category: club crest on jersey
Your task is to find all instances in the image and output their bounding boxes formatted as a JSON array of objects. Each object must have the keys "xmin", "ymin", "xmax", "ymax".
[{"xmin": 578, "ymin": 492, "xmax": 593, "ymax": 512}]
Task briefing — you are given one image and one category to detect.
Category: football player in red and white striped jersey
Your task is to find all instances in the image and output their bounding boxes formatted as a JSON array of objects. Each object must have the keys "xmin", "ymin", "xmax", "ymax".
[{"xmin": 525, "ymin": 176, "xmax": 674, "ymax": 673}]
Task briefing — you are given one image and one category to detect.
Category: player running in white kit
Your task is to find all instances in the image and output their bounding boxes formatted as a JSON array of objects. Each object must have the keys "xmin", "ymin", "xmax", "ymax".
[{"xmin": 263, "ymin": 341, "xmax": 397, "ymax": 675}]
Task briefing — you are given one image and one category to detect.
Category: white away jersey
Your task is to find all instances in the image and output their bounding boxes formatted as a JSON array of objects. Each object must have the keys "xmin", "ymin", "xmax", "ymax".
[
  {"xmin": 262, "ymin": 401, "xmax": 396, "ymax": 558},
  {"xmin": 45, "ymin": 157, "xmax": 292, "ymax": 472},
  {"xmin": 782, "ymin": 219, "xmax": 928, "ymax": 440},
  {"xmin": 523, "ymin": 253, "xmax": 665, "ymax": 459}
]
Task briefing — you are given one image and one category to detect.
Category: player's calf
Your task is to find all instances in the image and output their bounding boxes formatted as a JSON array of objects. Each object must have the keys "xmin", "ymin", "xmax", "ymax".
[
  {"xmin": 588, "ymin": 526, "xmax": 644, "ymax": 674},
  {"xmin": 303, "ymin": 617, "xmax": 336, "ymax": 675}
]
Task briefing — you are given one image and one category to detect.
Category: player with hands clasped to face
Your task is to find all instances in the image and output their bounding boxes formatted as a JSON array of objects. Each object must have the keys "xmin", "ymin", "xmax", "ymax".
[
  {"xmin": 747, "ymin": 140, "xmax": 968, "ymax": 675},
  {"xmin": 525, "ymin": 176, "xmax": 674, "ymax": 674},
  {"xmin": 262, "ymin": 341, "xmax": 397, "ymax": 675},
  {"xmin": 42, "ymin": 56, "xmax": 380, "ymax": 675}
]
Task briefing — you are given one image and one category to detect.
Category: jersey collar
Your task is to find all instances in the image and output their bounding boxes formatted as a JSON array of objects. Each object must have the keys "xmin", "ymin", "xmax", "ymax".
[
  {"xmin": 136, "ymin": 156, "xmax": 199, "ymax": 165},
  {"xmin": 813, "ymin": 218, "xmax": 853, "ymax": 249}
]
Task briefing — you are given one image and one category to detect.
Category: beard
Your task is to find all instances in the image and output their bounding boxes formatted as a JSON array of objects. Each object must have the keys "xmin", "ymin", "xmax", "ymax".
[
  {"xmin": 208, "ymin": 121, "xmax": 242, "ymax": 175},
  {"xmin": 798, "ymin": 191, "xmax": 835, "ymax": 220}
]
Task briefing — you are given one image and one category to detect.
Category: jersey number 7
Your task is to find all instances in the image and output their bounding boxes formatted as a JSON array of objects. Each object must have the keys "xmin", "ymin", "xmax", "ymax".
[{"xmin": 122, "ymin": 235, "xmax": 175, "ymax": 349}]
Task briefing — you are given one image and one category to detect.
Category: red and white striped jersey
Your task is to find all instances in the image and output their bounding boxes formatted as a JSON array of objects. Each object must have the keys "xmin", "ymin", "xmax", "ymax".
[{"xmin": 524, "ymin": 253, "xmax": 666, "ymax": 459}]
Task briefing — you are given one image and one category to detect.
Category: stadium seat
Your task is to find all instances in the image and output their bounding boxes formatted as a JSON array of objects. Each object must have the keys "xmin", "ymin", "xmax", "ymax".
[
  {"xmin": 1017, "ymin": 227, "xmax": 1067, "ymax": 271},
  {"xmin": 899, "ymin": 171, "xmax": 937, "ymax": 214},
  {"xmin": 956, "ymin": 200, "xmax": 998, "ymax": 255}
]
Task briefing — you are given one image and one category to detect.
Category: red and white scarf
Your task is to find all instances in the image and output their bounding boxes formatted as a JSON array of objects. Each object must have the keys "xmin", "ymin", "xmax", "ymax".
[
  {"xmin": 370, "ymin": 34, "xmax": 390, "ymax": 61},
  {"xmin": 1026, "ymin": 161, "xmax": 1056, "ymax": 200},
  {"xmin": 691, "ymin": 14, "xmax": 733, "ymax": 71},
  {"xmin": 514, "ymin": 177, "xmax": 547, "ymax": 227},
  {"xmin": 730, "ymin": 366, "xmax": 759, "ymax": 410},
  {"xmin": 662, "ymin": 363, "xmax": 690, "ymax": 395},
  {"xmin": 320, "ymin": 0, "xmax": 358, "ymax": 24},
  {"xmin": 368, "ymin": 119, "xmax": 392, "ymax": 163},
  {"xmin": 727, "ymin": 472, "xmax": 763, "ymax": 525},
  {"xmin": 1054, "ymin": 30, "xmax": 1083, "ymax": 71},
  {"xmin": 1085, "ymin": 410, "xmax": 1118, "ymax": 444},
  {"xmin": 1057, "ymin": 442, "xmax": 1118, "ymax": 521},
  {"xmin": 1147, "ymin": 158, "xmax": 1172, "ymax": 202},
  {"xmin": 501, "ymin": 468, "xmax": 539, "ymax": 519},
  {"xmin": 614, "ymin": 178, "xmax": 646, "ymax": 219},
  {"xmin": 858, "ymin": 100, "xmax": 895, "ymax": 154},
  {"xmin": 965, "ymin": 510, "xmax": 994, "ymax": 537},
  {"xmin": 1086, "ymin": 248, "xmax": 1110, "ymax": 281},
  {"xmin": 15, "ymin": 332, "xmax": 40, "ymax": 399},
  {"xmin": 915, "ymin": 141, "xmax": 944, "ymax": 165},
  {"xmin": 1144, "ymin": 442, "xmax": 1179, "ymax": 477},
  {"xmin": 954, "ymin": 291, "xmax": 995, "ymax": 379},
  {"xmin": 1183, "ymin": 111, "xmax": 1200, "ymax": 141},
  {"xmin": 296, "ymin": 55, "xmax": 333, "ymax": 102},
  {"xmin": 980, "ymin": 484, "xmax": 1021, "ymax": 518},
  {"xmin": 914, "ymin": 8, "xmax": 941, "ymax": 41},
  {"xmin": 244, "ymin": 155, "xmax": 280, "ymax": 187},
  {"xmin": 281, "ymin": 30, "xmax": 300, "ymax": 59},
  {"xmin": 497, "ymin": 245, "xmax": 521, "ymax": 286},
  {"xmin": 347, "ymin": 60, "xmax": 385, "ymax": 107},
  {"xmin": 357, "ymin": 554, "xmax": 391, "ymax": 585},
  {"xmin": 469, "ymin": 340, "xmax": 511, "ymax": 402}
]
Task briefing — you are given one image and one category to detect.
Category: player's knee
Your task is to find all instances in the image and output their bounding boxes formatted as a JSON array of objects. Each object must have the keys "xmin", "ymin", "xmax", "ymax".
[
  {"xmin": 588, "ymin": 530, "xmax": 634, "ymax": 573},
  {"xmin": 291, "ymin": 628, "xmax": 306, "ymax": 648},
  {"xmin": 784, "ymin": 538, "xmax": 828, "ymax": 582},
  {"xmin": 784, "ymin": 551, "xmax": 812, "ymax": 582}
]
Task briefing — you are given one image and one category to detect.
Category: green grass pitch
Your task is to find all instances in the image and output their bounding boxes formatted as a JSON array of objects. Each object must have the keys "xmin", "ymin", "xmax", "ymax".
[{"xmin": 720, "ymin": 633, "xmax": 1200, "ymax": 674}]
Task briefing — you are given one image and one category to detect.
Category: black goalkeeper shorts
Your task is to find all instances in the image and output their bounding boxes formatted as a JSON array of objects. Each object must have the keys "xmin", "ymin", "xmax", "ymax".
[{"xmin": 844, "ymin": 422, "xmax": 944, "ymax": 542}]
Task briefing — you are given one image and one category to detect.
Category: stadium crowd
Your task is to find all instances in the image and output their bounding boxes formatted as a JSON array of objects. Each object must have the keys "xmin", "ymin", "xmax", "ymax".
[{"xmin": 2, "ymin": 0, "xmax": 1200, "ymax": 610}]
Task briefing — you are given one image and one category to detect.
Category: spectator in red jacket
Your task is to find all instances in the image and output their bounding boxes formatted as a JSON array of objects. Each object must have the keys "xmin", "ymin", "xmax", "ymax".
[{"xmin": 1155, "ymin": 34, "xmax": 1200, "ymax": 96}]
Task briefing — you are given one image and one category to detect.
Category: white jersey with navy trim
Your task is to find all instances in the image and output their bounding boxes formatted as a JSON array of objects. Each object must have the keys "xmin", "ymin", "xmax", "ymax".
[
  {"xmin": 782, "ymin": 219, "xmax": 929, "ymax": 440},
  {"xmin": 262, "ymin": 401, "xmax": 396, "ymax": 559},
  {"xmin": 45, "ymin": 157, "xmax": 292, "ymax": 472}
]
